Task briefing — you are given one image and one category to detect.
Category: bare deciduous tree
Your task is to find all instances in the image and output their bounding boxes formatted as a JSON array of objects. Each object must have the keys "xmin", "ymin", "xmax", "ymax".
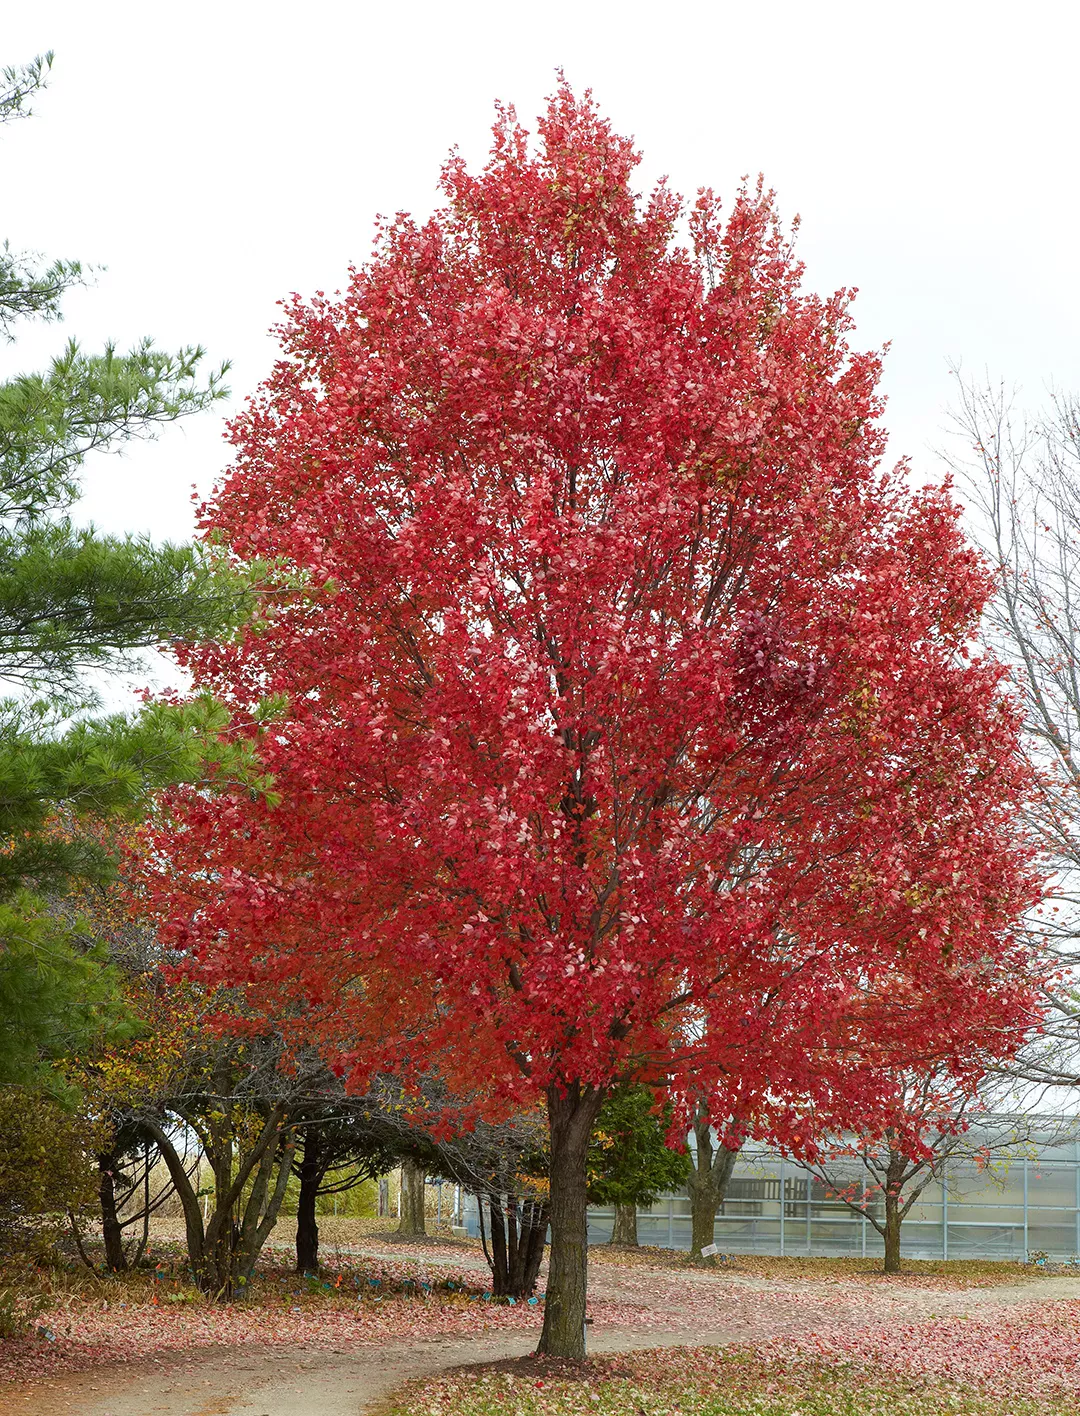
[{"xmin": 948, "ymin": 374, "xmax": 1080, "ymax": 1089}]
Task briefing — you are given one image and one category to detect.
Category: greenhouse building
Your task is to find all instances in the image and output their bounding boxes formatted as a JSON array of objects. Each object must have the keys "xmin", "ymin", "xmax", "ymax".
[
  {"xmin": 592, "ymin": 1125, "xmax": 1080, "ymax": 1262},
  {"xmin": 461, "ymin": 1121, "xmax": 1080, "ymax": 1262}
]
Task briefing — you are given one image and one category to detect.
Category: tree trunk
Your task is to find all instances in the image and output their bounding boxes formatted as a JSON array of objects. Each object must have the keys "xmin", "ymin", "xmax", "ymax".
[
  {"xmin": 506, "ymin": 1193, "xmax": 519, "ymax": 1281},
  {"xmin": 513, "ymin": 1199, "xmax": 548, "ymax": 1297},
  {"xmin": 686, "ymin": 1111, "xmax": 741, "ymax": 1264},
  {"xmin": 204, "ymin": 1116, "xmax": 237, "ymax": 1295},
  {"xmin": 538, "ymin": 1082, "xmax": 604, "ymax": 1359},
  {"xmin": 488, "ymin": 1193, "xmax": 509, "ymax": 1293},
  {"xmin": 883, "ymin": 1193, "xmax": 902, "ymax": 1274},
  {"xmin": 98, "ymin": 1152, "xmax": 127, "ymax": 1273},
  {"xmin": 378, "ymin": 1175, "xmax": 389, "ymax": 1218},
  {"xmin": 484, "ymin": 1194, "xmax": 548, "ymax": 1297},
  {"xmin": 397, "ymin": 1157, "xmax": 427, "ymax": 1237},
  {"xmin": 235, "ymin": 1134, "xmax": 297, "ymax": 1289},
  {"xmin": 610, "ymin": 1201, "xmax": 638, "ymax": 1247},
  {"xmin": 295, "ymin": 1131, "xmax": 321, "ymax": 1273}
]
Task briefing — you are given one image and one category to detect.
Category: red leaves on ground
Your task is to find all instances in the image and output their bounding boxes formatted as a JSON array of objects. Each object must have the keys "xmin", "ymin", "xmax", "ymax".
[{"xmin": 5, "ymin": 1256, "xmax": 1080, "ymax": 1401}]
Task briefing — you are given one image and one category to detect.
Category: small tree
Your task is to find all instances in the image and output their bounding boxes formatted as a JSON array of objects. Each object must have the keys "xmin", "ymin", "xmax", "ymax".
[
  {"xmin": 587, "ymin": 1087, "xmax": 689, "ymax": 1247},
  {"xmin": 796, "ymin": 1070, "xmax": 1033, "ymax": 1273},
  {"xmin": 442, "ymin": 1115, "xmax": 550, "ymax": 1299},
  {"xmin": 85, "ymin": 1120, "xmax": 191, "ymax": 1274},
  {"xmin": 343, "ymin": 1078, "xmax": 551, "ymax": 1297},
  {"xmin": 685, "ymin": 1105, "xmax": 744, "ymax": 1265},
  {"xmin": 947, "ymin": 377, "xmax": 1080, "ymax": 1094},
  {"xmin": 292, "ymin": 1107, "xmax": 395, "ymax": 1272}
]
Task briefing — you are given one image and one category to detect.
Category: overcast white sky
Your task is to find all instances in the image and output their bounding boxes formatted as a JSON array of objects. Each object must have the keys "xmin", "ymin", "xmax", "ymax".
[{"xmin": 4, "ymin": 1, "xmax": 1077, "ymax": 548}]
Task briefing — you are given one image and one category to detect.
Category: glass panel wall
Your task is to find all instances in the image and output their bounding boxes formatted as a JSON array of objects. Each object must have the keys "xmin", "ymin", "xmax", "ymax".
[
  {"xmin": 581, "ymin": 1122, "xmax": 1080, "ymax": 1261},
  {"xmin": 457, "ymin": 1120, "xmax": 1080, "ymax": 1260}
]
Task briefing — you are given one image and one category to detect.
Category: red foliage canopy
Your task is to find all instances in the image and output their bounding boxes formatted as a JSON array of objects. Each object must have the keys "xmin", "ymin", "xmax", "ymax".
[{"xmin": 149, "ymin": 87, "xmax": 1041, "ymax": 1151}]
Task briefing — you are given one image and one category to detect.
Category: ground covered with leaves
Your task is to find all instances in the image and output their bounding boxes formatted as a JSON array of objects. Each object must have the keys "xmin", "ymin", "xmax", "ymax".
[
  {"xmin": 384, "ymin": 1335, "xmax": 1080, "ymax": 1416},
  {"xmin": 0, "ymin": 1240, "xmax": 539, "ymax": 1386},
  {"xmin": 2, "ymin": 1238, "xmax": 1078, "ymax": 1409},
  {"xmin": 587, "ymin": 1246, "xmax": 1059, "ymax": 1288}
]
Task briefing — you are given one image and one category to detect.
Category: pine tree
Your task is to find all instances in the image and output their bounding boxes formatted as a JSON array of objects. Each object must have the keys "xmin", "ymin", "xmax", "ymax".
[
  {"xmin": 587, "ymin": 1088, "xmax": 690, "ymax": 1247},
  {"xmin": 0, "ymin": 55, "xmax": 252, "ymax": 1086}
]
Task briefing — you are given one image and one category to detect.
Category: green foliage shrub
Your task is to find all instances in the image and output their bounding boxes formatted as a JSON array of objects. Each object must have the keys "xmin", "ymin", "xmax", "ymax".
[{"xmin": 0, "ymin": 1084, "xmax": 97, "ymax": 1257}]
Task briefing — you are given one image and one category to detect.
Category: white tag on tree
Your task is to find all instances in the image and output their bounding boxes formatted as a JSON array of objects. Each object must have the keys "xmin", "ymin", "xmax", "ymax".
[{"xmin": 700, "ymin": 1243, "xmax": 718, "ymax": 1257}]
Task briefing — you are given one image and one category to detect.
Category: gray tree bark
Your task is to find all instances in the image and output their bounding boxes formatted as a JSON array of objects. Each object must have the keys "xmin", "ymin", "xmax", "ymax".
[
  {"xmin": 686, "ymin": 1111, "xmax": 740, "ymax": 1264},
  {"xmin": 609, "ymin": 1200, "xmax": 638, "ymax": 1246},
  {"xmin": 397, "ymin": 1156, "xmax": 427, "ymax": 1237}
]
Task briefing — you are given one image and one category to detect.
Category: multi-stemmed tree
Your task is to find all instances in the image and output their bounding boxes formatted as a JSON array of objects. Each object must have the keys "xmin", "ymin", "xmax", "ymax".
[
  {"xmin": 345, "ymin": 1077, "xmax": 552, "ymax": 1297},
  {"xmin": 146, "ymin": 88, "xmax": 1042, "ymax": 1355}
]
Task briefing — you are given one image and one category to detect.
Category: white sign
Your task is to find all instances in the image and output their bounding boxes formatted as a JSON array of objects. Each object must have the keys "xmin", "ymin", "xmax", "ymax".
[{"xmin": 700, "ymin": 1243, "xmax": 719, "ymax": 1257}]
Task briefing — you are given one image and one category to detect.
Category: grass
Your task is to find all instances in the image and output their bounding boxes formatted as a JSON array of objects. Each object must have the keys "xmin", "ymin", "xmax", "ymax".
[{"xmin": 379, "ymin": 1348, "xmax": 1077, "ymax": 1416}]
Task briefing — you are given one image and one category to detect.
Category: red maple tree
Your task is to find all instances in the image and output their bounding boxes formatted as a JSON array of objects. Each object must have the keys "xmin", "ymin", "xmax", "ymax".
[{"xmin": 147, "ymin": 87, "xmax": 1042, "ymax": 1353}]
